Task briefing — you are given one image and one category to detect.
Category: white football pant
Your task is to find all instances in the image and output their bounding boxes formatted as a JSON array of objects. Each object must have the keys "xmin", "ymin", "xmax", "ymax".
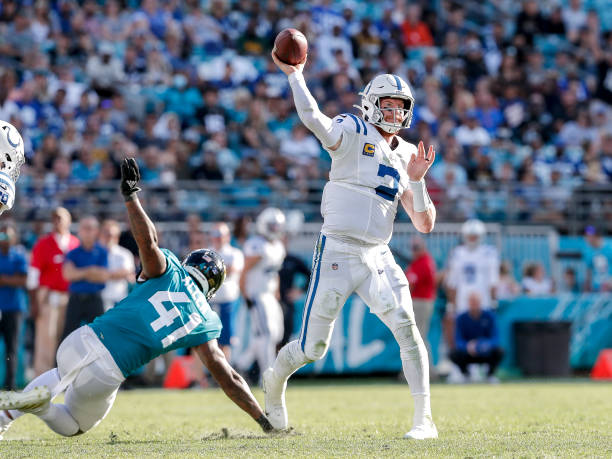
[
  {"xmin": 273, "ymin": 233, "xmax": 431, "ymax": 425},
  {"xmin": 237, "ymin": 292, "xmax": 284, "ymax": 377},
  {"xmin": 8, "ymin": 326, "xmax": 124, "ymax": 436}
]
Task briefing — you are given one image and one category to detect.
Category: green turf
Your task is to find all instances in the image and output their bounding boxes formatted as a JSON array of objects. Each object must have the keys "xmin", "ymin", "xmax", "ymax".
[{"xmin": 1, "ymin": 380, "xmax": 611, "ymax": 458}]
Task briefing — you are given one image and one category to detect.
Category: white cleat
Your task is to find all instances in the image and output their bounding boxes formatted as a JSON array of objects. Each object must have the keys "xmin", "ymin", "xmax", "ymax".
[
  {"xmin": 262, "ymin": 368, "xmax": 288, "ymax": 430},
  {"xmin": 404, "ymin": 417, "xmax": 438, "ymax": 440},
  {"xmin": 0, "ymin": 386, "xmax": 51, "ymax": 414}
]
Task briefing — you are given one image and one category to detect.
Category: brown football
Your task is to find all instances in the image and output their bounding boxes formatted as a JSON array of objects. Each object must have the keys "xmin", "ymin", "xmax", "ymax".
[{"xmin": 274, "ymin": 28, "xmax": 308, "ymax": 65}]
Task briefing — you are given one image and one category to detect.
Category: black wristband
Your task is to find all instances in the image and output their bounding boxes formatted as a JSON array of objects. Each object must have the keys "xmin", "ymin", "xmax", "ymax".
[
  {"xmin": 123, "ymin": 192, "xmax": 138, "ymax": 202},
  {"xmin": 256, "ymin": 414, "xmax": 274, "ymax": 432}
]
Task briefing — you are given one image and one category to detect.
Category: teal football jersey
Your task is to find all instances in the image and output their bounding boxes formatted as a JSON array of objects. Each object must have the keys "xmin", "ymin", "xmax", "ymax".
[{"xmin": 89, "ymin": 249, "xmax": 222, "ymax": 377}]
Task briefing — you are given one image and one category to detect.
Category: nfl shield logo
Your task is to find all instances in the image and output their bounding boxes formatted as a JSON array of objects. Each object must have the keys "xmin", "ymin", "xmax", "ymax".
[{"xmin": 331, "ymin": 263, "xmax": 338, "ymax": 270}]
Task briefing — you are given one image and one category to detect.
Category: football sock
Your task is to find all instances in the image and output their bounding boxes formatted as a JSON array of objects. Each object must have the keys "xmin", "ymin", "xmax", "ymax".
[
  {"xmin": 37, "ymin": 403, "xmax": 80, "ymax": 437},
  {"xmin": 8, "ymin": 368, "xmax": 61, "ymax": 421},
  {"xmin": 272, "ymin": 340, "xmax": 307, "ymax": 382},
  {"xmin": 393, "ymin": 324, "xmax": 432, "ymax": 426}
]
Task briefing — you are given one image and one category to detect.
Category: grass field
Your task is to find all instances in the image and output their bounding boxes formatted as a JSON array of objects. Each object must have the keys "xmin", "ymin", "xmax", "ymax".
[{"xmin": 1, "ymin": 379, "xmax": 611, "ymax": 458}]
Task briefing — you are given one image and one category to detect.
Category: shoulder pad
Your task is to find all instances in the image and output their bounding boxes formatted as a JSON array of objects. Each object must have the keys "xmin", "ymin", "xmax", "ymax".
[{"xmin": 335, "ymin": 113, "xmax": 368, "ymax": 135}]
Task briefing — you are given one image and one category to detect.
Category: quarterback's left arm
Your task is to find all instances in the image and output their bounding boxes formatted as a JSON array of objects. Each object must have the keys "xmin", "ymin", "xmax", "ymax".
[
  {"xmin": 195, "ymin": 339, "xmax": 275, "ymax": 433},
  {"xmin": 401, "ymin": 141, "xmax": 436, "ymax": 234}
]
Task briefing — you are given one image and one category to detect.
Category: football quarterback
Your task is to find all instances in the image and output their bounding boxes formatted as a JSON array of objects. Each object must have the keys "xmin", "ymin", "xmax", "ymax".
[{"xmin": 264, "ymin": 49, "xmax": 438, "ymax": 440}]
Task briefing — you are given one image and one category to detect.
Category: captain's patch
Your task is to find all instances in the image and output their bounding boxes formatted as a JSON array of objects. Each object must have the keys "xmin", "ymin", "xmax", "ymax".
[{"xmin": 362, "ymin": 143, "xmax": 375, "ymax": 157}]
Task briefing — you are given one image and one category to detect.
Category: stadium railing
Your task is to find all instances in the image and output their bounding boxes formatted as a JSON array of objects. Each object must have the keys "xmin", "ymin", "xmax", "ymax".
[{"xmin": 16, "ymin": 180, "xmax": 612, "ymax": 234}]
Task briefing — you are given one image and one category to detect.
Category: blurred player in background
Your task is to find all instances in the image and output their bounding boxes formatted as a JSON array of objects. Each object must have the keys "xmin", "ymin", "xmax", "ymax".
[
  {"xmin": 443, "ymin": 219, "xmax": 500, "ymax": 368},
  {"xmin": 0, "ymin": 158, "xmax": 275, "ymax": 438},
  {"xmin": 263, "ymin": 51, "xmax": 438, "ymax": 439},
  {"xmin": 0, "ymin": 120, "xmax": 24, "ymax": 217},
  {"xmin": 209, "ymin": 222, "xmax": 244, "ymax": 361},
  {"xmin": 99, "ymin": 219, "xmax": 136, "ymax": 311},
  {"xmin": 238, "ymin": 207, "xmax": 286, "ymax": 381}
]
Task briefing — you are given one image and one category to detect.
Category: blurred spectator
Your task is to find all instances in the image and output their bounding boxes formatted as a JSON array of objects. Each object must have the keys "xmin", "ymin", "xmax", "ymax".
[
  {"xmin": 455, "ymin": 111, "xmax": 491, "ymax": 147},
  {"xmin": 521, "ymin": 262, "xmax": 553, "ymax": 296},
  {"xmin": 560, "ymin": 267, "xmax": 581, "ymax": 294},
  {"xmin": 583, "ymin": 226, "xmax": 612, "ymax": 292},
  {"xmin": 28, "ymin": 207, "xmax": 79, "ymax": 376},
  {"xmin": 279, "ymin": 124, "xmax": 321, "ymax": 167},
  {"xmin": 497, "ymin": 261, "xmax": 520, "ymax": 300},
  {"xmin": 401, "ymin": 4, "xmax": 434, "ymax": 48},
  {"xmin": 99, "ymin": 219, "xmax": 135, "ymax": 311},
  {"xmin": 562, "ymin": 0, "xmax": 587, "ymax": 40},
  {"xmin": 208, "ymin": 222, "xmax": 244, "ymax": 362},
  {"xmin": 0, "ymin": 0, "xmax": 609, "ymax": 230},
  {"xmin": 0, "ymin": 222, "xmax": 27, "ymax": 389},
  {"xmin": 450, "ymin": 291, "xmax": 504, "ymax": 384},
  {"xmin": 86, "ymin": 42, "xmax": 125, "ymax": 99},
  {"xmin": 61, "ymin": 216, "xmax": 109, "ymax": 341},
  {"xmin": 404, "ymin": 235, "xmax": 437, "ymax": 376}
]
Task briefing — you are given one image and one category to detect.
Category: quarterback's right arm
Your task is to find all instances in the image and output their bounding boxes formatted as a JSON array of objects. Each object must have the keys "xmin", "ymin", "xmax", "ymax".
[
  {"xmin": 120, "ymin": 158, "xmax": 167, "ymax": 279},
  {"xmin": 271, "ymin": 51, "xmax": 343, "ymax": 151}
]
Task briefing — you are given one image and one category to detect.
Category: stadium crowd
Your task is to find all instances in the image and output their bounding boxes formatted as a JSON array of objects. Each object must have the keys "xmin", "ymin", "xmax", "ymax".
[{"xmin": 0, "ymin": 0, "xmax": 611, "ymax": 227}]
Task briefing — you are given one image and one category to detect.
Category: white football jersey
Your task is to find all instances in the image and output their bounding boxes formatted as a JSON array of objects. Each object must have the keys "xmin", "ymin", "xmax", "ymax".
[
  {"xmin": 0, "ymin": 171, "xmax": 15, "ymax": 215},
  {"xmin": 321, "ymin": 114, "xmax": 417, "ymax": 245},
  {"xmin": 243, "ymin": 235, "xmax": 285, "ymax": 298},
  {"xmin": 446, "ymin": 244, "xmax": 500, "ymax": 313},
  {"xmin": 213, "ymin": 243, "xmax": 244, "ymax": 303}
]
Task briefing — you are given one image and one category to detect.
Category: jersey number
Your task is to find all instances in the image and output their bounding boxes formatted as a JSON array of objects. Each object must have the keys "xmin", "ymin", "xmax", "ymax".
[
  {"xmin": 375, "ymin": 164, "xmax": 400, "ymax": 201},
  {"xmin": 463, "ymin": 264, "xmax": 477, "ymax": 283},
  {"xmin": 148, "ymin": 291, "xmax": 203, "ymax": 348}
]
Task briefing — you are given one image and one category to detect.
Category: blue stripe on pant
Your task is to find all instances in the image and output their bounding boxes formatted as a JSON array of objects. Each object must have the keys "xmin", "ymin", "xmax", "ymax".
[{"xmin": 300, "ymin": 234, "xmax": 326, "ymax": 352}]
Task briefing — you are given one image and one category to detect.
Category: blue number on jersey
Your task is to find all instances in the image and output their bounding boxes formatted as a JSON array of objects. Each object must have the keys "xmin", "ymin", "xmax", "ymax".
[
  {"xmin": 463, "ymin": 264, "xmax": 477, "ymax": 283},
  {"xmin": 375, "ymin": 164, "xmax": 400, "ymax": 201}
]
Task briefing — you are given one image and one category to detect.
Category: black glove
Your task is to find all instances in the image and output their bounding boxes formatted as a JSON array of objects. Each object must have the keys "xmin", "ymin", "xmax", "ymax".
[
  {"xmin": 245, "ymin": 298, "xmax": 256, "ymax": 309},
  {"xmin": 120, "ymin": 157, "xmax": 141, "ymax": 201}
]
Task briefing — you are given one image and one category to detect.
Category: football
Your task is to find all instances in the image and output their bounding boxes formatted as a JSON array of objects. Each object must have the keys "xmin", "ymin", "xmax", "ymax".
[{"xmin": 273, "ymin": 28, "xmax": 308, "ymax": 65}]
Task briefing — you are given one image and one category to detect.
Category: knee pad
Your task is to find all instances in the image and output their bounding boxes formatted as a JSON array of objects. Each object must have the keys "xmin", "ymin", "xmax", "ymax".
[
  {"xmin": 303, "ymin": 342, "xmax": 328, "ymax": 362},
  {"xmin": 393, "ymin": 324, "xmax": 425, "ymax": 362},
  {"xmin": 280, "ymin": 340, "xmax": 311, "ymax": 366}
]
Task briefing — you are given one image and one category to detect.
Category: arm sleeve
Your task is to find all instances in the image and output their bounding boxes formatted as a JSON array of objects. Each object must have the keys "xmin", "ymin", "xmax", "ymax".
[{"xmin": 287, "ymin": 72, "xmax": 344, "ymax": 151}]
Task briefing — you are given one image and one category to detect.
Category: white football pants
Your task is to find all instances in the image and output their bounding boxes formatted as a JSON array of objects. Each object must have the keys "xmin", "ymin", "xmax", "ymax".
[
  {"xmin": 10, "ymin": 326, "xmax": 125, "ymax": 435},
  {"xmin": 273, "ymin": 233, "xmax": 431, "ymax": 425},
  {"xmin": 237, "ymin": 292, "xmax": 284, "ymax": 377}
]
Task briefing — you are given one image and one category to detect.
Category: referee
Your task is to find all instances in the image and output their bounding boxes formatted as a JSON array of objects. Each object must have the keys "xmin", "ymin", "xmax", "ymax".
[{"xmin": 61, "ymin": 216, "xmax": 109, "ymax": 341}]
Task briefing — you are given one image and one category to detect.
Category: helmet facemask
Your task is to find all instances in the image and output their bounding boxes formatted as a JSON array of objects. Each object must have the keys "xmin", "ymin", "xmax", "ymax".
[
  {"xmin": 373, "ymin": 95, "xmax": 414, "ymax": 134},
  {"xmin": 354, "ymin": 74, "xmax": 415, "ymax": 134}
]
